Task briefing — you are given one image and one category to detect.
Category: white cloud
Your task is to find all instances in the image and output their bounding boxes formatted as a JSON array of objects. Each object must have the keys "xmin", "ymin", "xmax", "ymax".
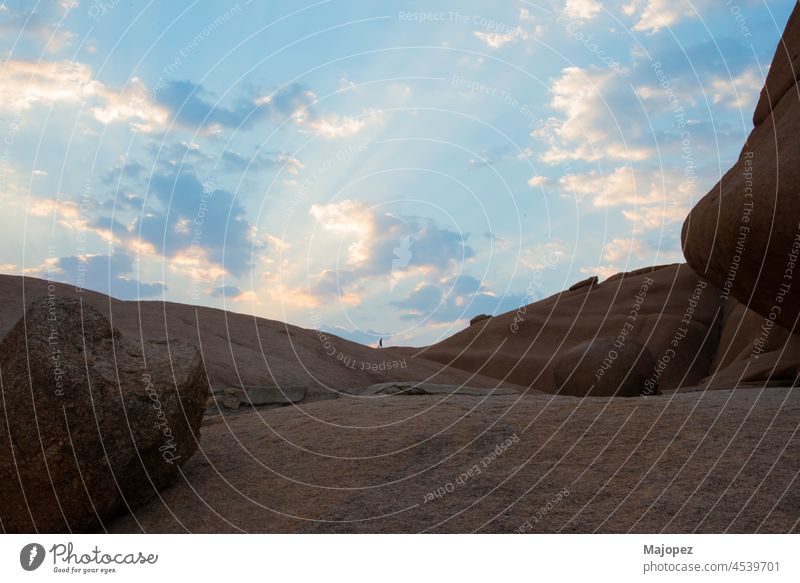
[
  {"xmin": 636, "ymin": 66, "xmax": 762, "ymax": 113},
  {"xmin": 602, "ymin": 237, "xmax": 645, "ymax": 263},
  {"xmin": 0, "ymin": 60, "xmax": 95, "ymax": 111},
  {"xmin": 536, "ymin": 67, "xmax": 655, "ymax": 164},
  {"xmin": 474, "ymin": 30, "xmax": 518, "ymax": 49},
  {"xmin": 560, "ymin": 165, "xmax": 694, "ymax": 235},
  {"xmin": 298, "ymin": 109, "xmax": 383, "ymax": 139},
  {"xmin": 521, "ymin": 241, "xmax": 567, "ymax": 271},
  {"xmin": 559, "ymin": 166, "xmax": 666, "ymax": 207},
  {"xmin": 92, "ymin": 77, "xmax": 170, "ymax": 133},
  {"xmin": 562, "ymin": 0, "xmax": 602, "ymax": 20},
  {"xmin": 527, "ymin": 175, "xmax": 549, "ymax": 187},
  {"xmin": 473, "ymin": 27, "xmax": 539, "ymax": 49},
  {"xmin": 629, "ymin": 0, "xmax": 711, "ymax": 33},
  {"xmin": 708, "ymin": 67, "xmax": 763, "ymax": 111},
  {"xmin": 0, "ymin": 60, "xmax": 168, "ymax": 133},
  {"xmin": 622, "ymin": 205, "xmax": 688, "ymax": 230}
]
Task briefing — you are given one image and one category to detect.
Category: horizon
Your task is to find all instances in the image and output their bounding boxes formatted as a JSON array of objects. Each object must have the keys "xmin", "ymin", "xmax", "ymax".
[{"xmin": 0, "ymin": 0, "xmax": 795, "ymax": 346}]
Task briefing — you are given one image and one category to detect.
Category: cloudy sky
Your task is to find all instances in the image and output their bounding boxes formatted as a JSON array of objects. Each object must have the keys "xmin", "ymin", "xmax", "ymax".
[{"xmin": 0, "ymin": 0, "xmax": 794, "ymax": 346}]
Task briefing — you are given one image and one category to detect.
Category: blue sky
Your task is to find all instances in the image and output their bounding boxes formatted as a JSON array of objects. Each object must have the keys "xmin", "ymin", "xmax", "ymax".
[{"xmin": 0, "ymin": 0, "xmax": 794, "ymax": 345}]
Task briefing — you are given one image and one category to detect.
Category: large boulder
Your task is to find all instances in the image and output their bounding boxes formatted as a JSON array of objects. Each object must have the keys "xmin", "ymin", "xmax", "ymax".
[
  {"xmin": 553, "ymin": 337, "xmax": 657, "ymax": 398},
  {"xmin": 0, "ymin": 297, "xmax": 208, "ymax": 532},
  {"xmin": 682, "ymin": 4, "xmax": 800, "ymax": 331}
]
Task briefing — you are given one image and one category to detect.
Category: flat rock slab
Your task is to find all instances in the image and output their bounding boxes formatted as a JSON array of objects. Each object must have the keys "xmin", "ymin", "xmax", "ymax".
[
  {"xmin": 211, "ymin": 385, "xmax": 307, "ymax": 410},
  {"xmin": 110, "ymin": 387, "xmax": 800, "ymax": 533}
]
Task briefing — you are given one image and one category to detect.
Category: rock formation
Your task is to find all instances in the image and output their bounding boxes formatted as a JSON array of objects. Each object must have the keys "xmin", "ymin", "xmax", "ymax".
[
  {"xmin": 568, "ymin": 276, "xmax": 598, "ymax": 291},
  {"xmin": 682, "ymin": 2, "xmax": 800, "ymax": 331},
  {"xmin": 0, "ymin": 298, "xmax": 207, "ymax": 532},
  {"xmin": 553, "ymin": 337, "xmax": 657, "ymax": 398},
  {"xmin": 469, "ymin": 314, "xmax": 492, "ymax": 326},
  {"xmin": 419, "ymin": 264, "xmax": 722, "ymax": 394}
]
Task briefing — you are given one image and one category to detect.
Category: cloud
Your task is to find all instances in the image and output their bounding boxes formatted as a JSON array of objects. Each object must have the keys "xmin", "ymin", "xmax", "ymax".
[
  {"xmin": 308, "ymin": 200, "xmax": 476, "ymax": 302},
  {"xmin": 562, "ymin": 0, "xmax": 601, "ymax": 20},
  {"xmin": 707, "ymin": 67, "xmax": 763, "ymax": 111},
  {"xmin": 0, "ymin": 60, "xmax": 96, "ymax": 111},
  {"xmin": 127, "ymin": 170, "xmax": 260, "ymax": 277},
  {"xmin": 558, "ymin": 165, "xmax": 695, "ymax": 235},
  {"xmin": 473, "ymin": 27, "xmax": 538, "ymax": 49},
  {"xmin": 154, "ymin": 79, "xmax": 382, "ymax": 137},
  {"xmin": 559, "ymin": 166, "xmax": 656, "ymax": 206},
  {"xmin": 390, "ymin": 274, "xmax": 527, "ymax": 323},
  {"xmin": 621, "ymin": 205, "xmax": 688, "ymax": 230},
  {"xmin": 93, "ymin": 77, "xmax": 170, "ymax": 133},
  {"xmin": 0, "ymin": 60, "xmax": 168, "ymax": 132},
  {"xmin": 536, "ymin": 67, "xmax": 654, "ymax": 164},
  {"xmin": 0, "ymin": 1, "xmax": 76, "ymax": 54},
  {"xmin": 527, "ymin": 175, "xmax": 549, "ymax": 187},
  {"xmin": 602, "ymin": 237, "xmax": 645, "ymax": 263},
  {"xmin": 0, "ymin": 60, "xmax": 374, "ymax": 138},
  {"xmin": 44, "ymin": 249, "xmax": 166, "ymax": 300},
  {"xmin": 155, "ymin": 80, "xmax": 310, "ymax": 130},
  {"xmin": 583, "ymin": 232, "xmax": 684, "ymax": 280},
  {"xmin": 298, "ymin": 109, "xmax": 383, "ymax": 138},
  {"xmin": 628, "ymin": 0, "xmax": 712, "ymax": 33}
]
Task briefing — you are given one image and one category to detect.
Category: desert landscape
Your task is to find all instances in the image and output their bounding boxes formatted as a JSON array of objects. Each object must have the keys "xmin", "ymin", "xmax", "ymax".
[{"xmin": 1, "ymin": 2, "xmax": 799, "ymax": 536}]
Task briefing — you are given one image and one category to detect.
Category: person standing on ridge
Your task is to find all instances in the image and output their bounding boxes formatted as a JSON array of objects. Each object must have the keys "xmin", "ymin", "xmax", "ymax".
[{"xmin": 378, "ymin": 338, "xmax": 383, "ymax": 348}]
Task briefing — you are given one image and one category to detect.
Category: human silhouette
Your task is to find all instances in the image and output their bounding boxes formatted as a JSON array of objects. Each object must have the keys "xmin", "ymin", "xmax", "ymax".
[{"xmin": 378, "ymin": 338, "xmax": 383, "ymax": 348}]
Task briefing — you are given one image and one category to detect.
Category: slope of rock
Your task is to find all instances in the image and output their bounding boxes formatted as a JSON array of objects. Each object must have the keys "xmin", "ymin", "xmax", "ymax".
[
  {"xmin": 414, "ymin": 264, "xmax": 723, "ymax": 394},
  {"xmin": 0, "ymin": 275, "xmax": 523, "ymax": 403}
]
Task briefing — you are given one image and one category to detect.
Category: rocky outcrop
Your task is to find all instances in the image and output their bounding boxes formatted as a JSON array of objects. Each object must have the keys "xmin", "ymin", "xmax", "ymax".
[
  {"xmin": 553, "ymin": 337, "xmax": 657, "ymax": 398},
  {"xmin": 0, "ymin": 298, "xmax": 208, "ymax": 532},
  {"xmin": 469, "ymin": 314, "xmax": 492, "ymax": 326},
  {"xmin": 568, "ymin": 276, "xmax": 598, "ymax": 291},
  {"xmin": 210, "ymin": 385, "xmax": 307, "ymax": 412},
  {"xmin": 682, "ymin": 3, "xmax": 800, "ymax": 331},
  {"xmin": 418, "ymin": 264, "xmax": 722, "ymax": 395}
]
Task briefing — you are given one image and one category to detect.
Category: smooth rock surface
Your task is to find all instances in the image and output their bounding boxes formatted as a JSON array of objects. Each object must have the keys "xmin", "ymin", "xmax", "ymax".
[
  {"xmin": 416, "ymin": 264, "xmax": 722, "ymax": 394},
  {"xmin": 0, "ymin": 275, "xmax": 521, "ymax": 397},
  {"xmin": 0, "ymin": 298, "xmax": 207, "ymax": 533},
  {"xmin": 108, "ymin": 388, "xmax": 800, "ymax": 533},
  {"xmin": 553, "ymin": 337, "xmax": 657, "ymax": 398}
]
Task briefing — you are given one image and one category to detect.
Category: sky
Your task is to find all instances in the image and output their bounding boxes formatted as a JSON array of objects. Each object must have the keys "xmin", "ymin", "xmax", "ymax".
[{"xmin": 0, "ymin": 0, "xmax": 795, "ymax": 346}]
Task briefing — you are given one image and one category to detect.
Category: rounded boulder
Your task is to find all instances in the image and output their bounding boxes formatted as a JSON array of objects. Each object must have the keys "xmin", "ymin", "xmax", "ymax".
[{"xmin": 553, "ymin": 337, "xmax": 657, "ymax": 398}]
